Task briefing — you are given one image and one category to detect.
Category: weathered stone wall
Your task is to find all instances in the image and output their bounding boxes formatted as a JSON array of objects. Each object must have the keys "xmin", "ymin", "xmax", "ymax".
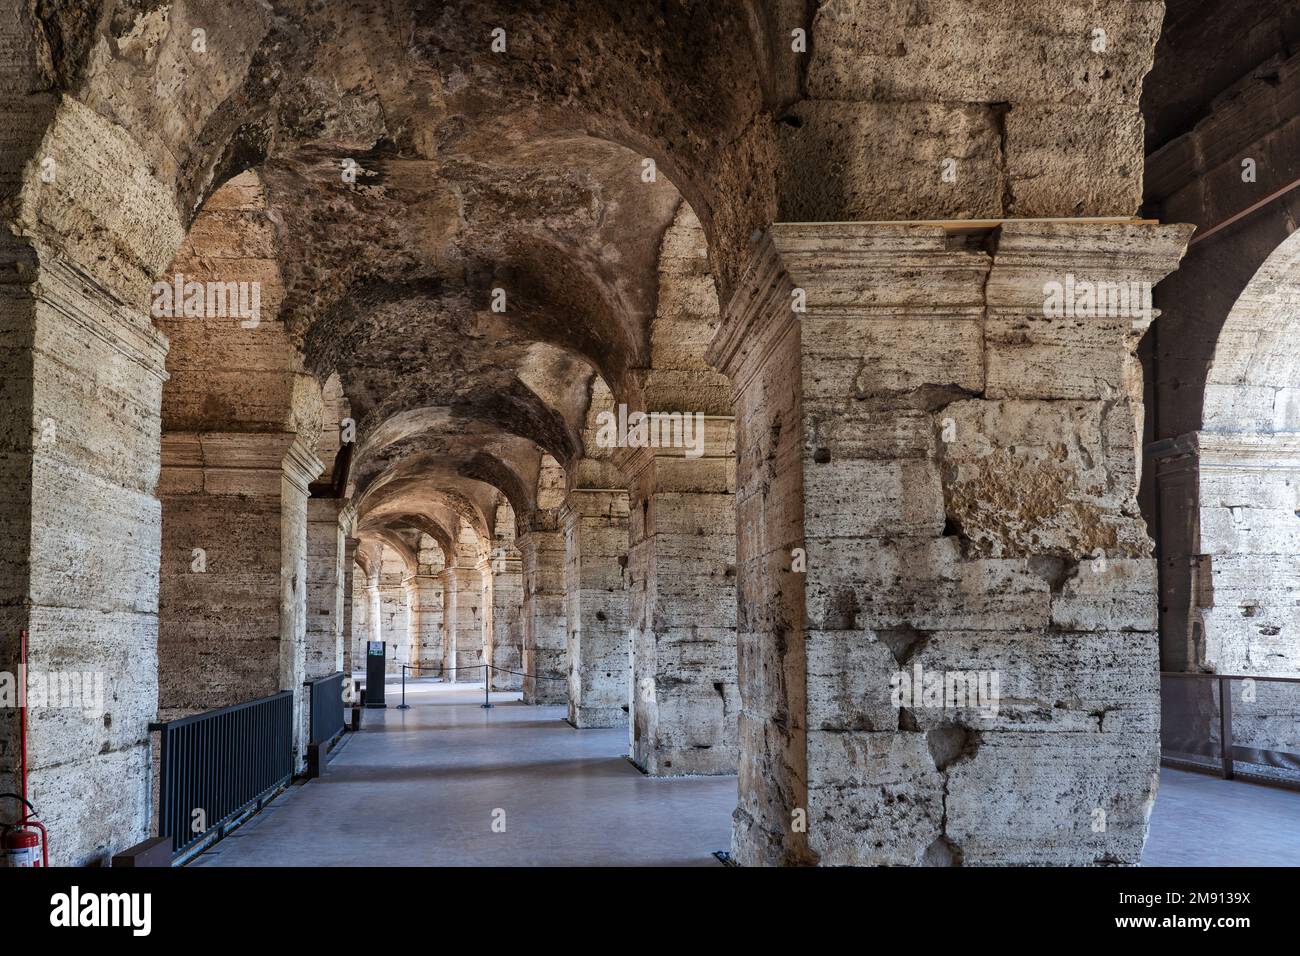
[
  {"xmin": 624, "ymin": 431, "xmax": 739, "ymax": 776},
  {"xmin": 411, "ymin": 533, "xmax": 445, "ymax": 674},
  {"xmin": 0, "ymin": 0, "xmax": 1228, "ymax": 869},
  {"xmin": 779, "ymin": 0, "xmax": 1162, "ymax": 227},
  {"xmin": 519, "ymin": 528, "xmax": 568, "ymax": 705},
  {"xmin": 563, "ymin": 487, "xmax": 631, "ymax": 727},
  {"xmin": 378, "ymin": 548, "xmax": 411, "ymax": 677},
  {"xmin": 444, "ymin": 525, "xmax": 488, "ymax": 683},
  {"xmin": 0, "ymin": 245, "xmax": 168, "ymax": 865},
  {"xmin": 1144, "ymin": 48, "xmax": 1300, "ymax": 676},
  {"xmin": 1154, "ymin": 235, "xmax": 1300, "ymax": 674},
  {"xmin": 1154, "ymin": 431, "xmax": 1300, "ymax": 678},
  {"xmin": 489, "ymin": 502, "xmax": 524, "ymax": 691},
  {"xmin": 0, "ymin": 84, "xmax": 181, "ymax": 863},
  {"xmin": 156, "ymin": 168, "xmax": 323, "ymax": 774},
  {"xmin": 305, "ymin": 499, "xmax": 347, "ymax": 679},
  {"xmin": 617, "ymin": 204, "xmax": 740, "ymax": 774},
  {"xmin": 711, "ymin": 221, "xmax": 1190, "ymax": 866}
]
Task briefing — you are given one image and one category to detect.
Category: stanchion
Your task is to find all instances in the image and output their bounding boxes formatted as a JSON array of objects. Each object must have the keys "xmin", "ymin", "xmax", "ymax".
[
  {"xmin": 481, "ymin": 663, "xmax": 493, "ymax": 709},
  {"xmin": 397, "ymin": 664, "xmax": 409, "ymax": 710}
]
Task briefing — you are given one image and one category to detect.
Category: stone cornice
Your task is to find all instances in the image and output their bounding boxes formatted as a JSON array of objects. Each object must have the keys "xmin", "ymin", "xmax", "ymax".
[
  {"xmin": 611, "ymin": 415, "xmax": 736, "ymax": 481},
  {"xmin": 710, "ymin": 223, "xmax": 987, "ymax": 388},
  {"xmin": 27, "ymin": 250, "xmax": 170, "ymax": 383},
  {"xmin": 560, "ymin": 488, "xmax": 630, "ymax": 528},
  {"xmin": 712, "ymin": 221, "xmax": 1193, "ymax": 389},
  {"xmin": 990, "ymin": 221, "xmax": 1194, "ymax": 294},
  {"xmin": 162, "ymin": 430, "xmax": 324, "ymax": 494},
  {"xmin": 1151, "ymin": 430, "xmax": 1300, "ymax": 474}
]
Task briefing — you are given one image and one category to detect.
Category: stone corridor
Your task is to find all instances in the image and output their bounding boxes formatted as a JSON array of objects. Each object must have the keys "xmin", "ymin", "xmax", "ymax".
[
  {"xmin": 3, "ymin": 0, "xmax": 1300, "ymax": 869},
  {"xmin": 191, "ymin": 680, "xmax": 736, "ymax": 867},
  {"xmin": 186, "ymin": 678, "xmax": 1300, "ymax": 868}
]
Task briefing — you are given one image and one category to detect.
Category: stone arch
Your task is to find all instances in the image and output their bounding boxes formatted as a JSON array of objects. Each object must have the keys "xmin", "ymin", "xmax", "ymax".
[
  {"xmin": 1179, "ymin": 230, "xmax": 1300, "ymax": 678},
  {"xmin": 2, "ymin": 0, "xmax": 1187, "ymax": 868},
  {"xmin": 1202, "ymin": 231, "xmax": 1300, "ymax": 434}
]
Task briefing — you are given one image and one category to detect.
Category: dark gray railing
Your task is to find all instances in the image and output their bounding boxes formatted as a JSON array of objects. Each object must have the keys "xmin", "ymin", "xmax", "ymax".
[
  {"xmin": 150, "ymin": 691, "xmax": 294, "ymax": 857},
  {"xmin": 307, "ymin": 671, "xmax": 346, "ymax": 746},
  {"xmin": 1161, "ymin": 672, "xmax": 1300, "ymax": 788}
]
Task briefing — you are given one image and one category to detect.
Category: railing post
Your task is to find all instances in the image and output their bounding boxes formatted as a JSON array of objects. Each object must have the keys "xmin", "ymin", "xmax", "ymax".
[
  {"xmin": 398, "ymin": 664, "xmax": 410, "ymax": 710},
  {"xmin": 1218, "ymin": 676, "xmax": 1234, "ymax": 780},
  {"xmin": 481, "ymin": 663, "xmax": 493, "ymax": 709}
]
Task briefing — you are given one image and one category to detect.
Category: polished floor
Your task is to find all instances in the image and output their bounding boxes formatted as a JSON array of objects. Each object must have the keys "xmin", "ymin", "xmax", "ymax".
[
  {"xmin": 193, "ymin": 680, "xmax": 1300, "ymax": 866},
  {"xmin": 1142, "ymin": 767, "xmax": 1300, "ymax": 866},
  {"xmin": 192, "ymin": 679, "xmax": 735, "ymax": 866}
]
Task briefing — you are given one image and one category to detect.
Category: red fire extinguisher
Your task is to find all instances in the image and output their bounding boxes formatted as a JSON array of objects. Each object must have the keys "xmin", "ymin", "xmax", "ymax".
[
  {"xmin": 2, "ymin": 631, "xmax": 48, "ymax": 866},
  {"xmin": 1, "ymin": 795, "xmax": 48, "ymax": 867}
]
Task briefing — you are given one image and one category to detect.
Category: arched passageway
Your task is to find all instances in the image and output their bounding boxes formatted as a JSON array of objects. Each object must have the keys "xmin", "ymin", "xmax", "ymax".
[
  {"xmin": 1142, "ymin": 0, "xmax": 1300, "ymax": 805},
  {"xmin": 9, "ymin": 0, "xmax": 1284, "ymax": 872}
]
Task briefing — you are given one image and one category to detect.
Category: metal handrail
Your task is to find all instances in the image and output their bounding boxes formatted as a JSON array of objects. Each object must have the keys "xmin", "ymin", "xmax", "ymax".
[
  {"xmin": 305, "ymin": 671, "xmax": 345, "ymax": 746},
  {"xmin": 150, "ymin": 690, "xmax": 294, "ymax": 857},
  {"xmin": 1160, "ymin": 671, "xmax": 1300, "ymax": 788}
]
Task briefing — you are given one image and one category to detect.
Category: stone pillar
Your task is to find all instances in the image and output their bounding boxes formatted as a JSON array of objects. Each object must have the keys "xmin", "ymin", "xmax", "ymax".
[
  {"xmin": 440, "ymin": 570, "xmax": 454, "ymax": 678},
  {"xmin": 367, "ymin": 571, "xmax": 382, "ymax": 648},
  {"xmin": 409, "ymin": 574, "xmax": 444, "ymax": 674},
  {"xmin": 378, "ymin": 571, "xmax": 410, "ymax": 676},
  {"xmin": 408, "ymin": 534, "xmax": 444, "ymax": 674},
  {"xmin": 354, "ymin": 563, "xmax": 382, "ymax": 672},
  {"xmin": 619, "ymin": 423, "xmax": 738, "ymax": 774},
  {"xmin": 479, "ymin": 556, "xmax": 494, "ymax": 681},
  {"xmin": 305, "ymin": 499, "xmax": 347, "ymax": 678},
  {"xmin": 490, "ymin": 544, "xmax": 524, "ymax": 690},
  {"xmin": 341, "ymin": 536, "xmax": 359, "ymax": 676},
  {"xmin": 1154, "ymin": 432, "xmax": 1300, "ymax": 677},
  {"xmin": 708, "ymin": 221, "xmax": 1190, "ymax": 867},
  {"xmin": 444, "ymin": 560, "xmax": 486, "ymax": 683},
  {"xmin": 0, "ymin": 240, "xmax": 171, "ymax": 864},
  {"xmin": 304, "ymin": 498, "xmax": 348, "ymax": 744},
  {"xmin": 159, "ymin": 432, "xmax": 322, "ymax": 770},
  {"xmin": 562, "ymin": 488, "xmax": 631, "ymax": 728},
  {"xmin": 518, "ymin": 528, "xmax": 568, "ymax": 705},
  {"xmin": 0, "ymin": 80, "xmax": 190, "ymax": 862},
  {"xmin": 1151, "ymin": 435, "xmax": 1205, "ymax": 675}
]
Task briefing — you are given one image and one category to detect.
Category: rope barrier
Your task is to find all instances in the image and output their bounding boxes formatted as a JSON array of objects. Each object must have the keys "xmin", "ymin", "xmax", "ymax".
[
  {"xmin": 385, "ymin": 661, "xmax": 567, "ymax": 710},
  {"xmin": 397, "ymin": 662, "xmax": 567, "ymax": 681}
]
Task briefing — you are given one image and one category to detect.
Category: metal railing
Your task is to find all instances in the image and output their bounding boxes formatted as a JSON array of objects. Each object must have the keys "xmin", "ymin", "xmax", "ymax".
[
  {"xmin": 150, "ymin": 690, "xmax": 294, "ymax": 857},
  {"xmin": 1161, "ymin": 672, "xmax": 1300, "ymax": 788},
  {"xmin": 306, "ymin": 671, "xmax": 346, "ymax": 746}
]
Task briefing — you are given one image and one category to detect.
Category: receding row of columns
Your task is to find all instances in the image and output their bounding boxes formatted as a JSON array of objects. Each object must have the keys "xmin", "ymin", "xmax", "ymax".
[{"xmin": 4, "ymin": 219, "xmax": 1191, "ymax": 866}]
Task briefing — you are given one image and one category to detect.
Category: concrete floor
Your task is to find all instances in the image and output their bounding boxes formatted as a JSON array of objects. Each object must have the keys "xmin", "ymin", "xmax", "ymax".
[
  {"xmin": 1142, "ymin": 767, "xmax": 1300, "ymax": 866},
  {"xmin": 192, "ymin": 680, "xmax": 1300, "ymax": 867},
  {"xmin": 192, "ymin": 679, "xmax": 735, "ymax": 866}
]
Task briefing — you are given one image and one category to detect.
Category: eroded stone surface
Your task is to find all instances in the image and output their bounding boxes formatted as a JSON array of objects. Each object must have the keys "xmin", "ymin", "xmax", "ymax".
[
  {"xmin": 0, "ymin": 1, "xmax": 1213, "ymax": 868},
  {"xmin": 711, "ymin": 220, "xmax": 1189, "ymax": 866}
]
